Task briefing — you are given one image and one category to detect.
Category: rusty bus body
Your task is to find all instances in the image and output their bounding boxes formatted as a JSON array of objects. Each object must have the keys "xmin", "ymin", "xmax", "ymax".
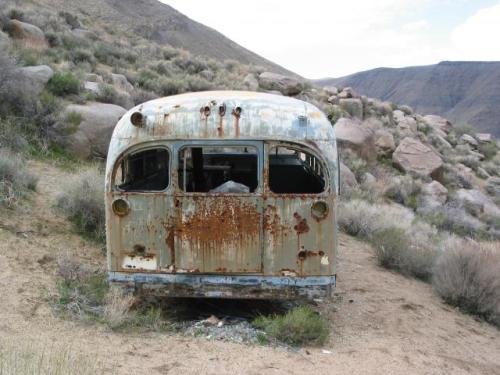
[{"xmin": 105, "ymin": 91, "xmax": 339, "ymax": 299}]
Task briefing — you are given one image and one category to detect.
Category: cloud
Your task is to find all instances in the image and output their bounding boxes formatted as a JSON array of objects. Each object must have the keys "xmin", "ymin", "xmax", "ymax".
[{"xmin": 451, "ymin": 1, "xmax": 500, "ymax": 60}]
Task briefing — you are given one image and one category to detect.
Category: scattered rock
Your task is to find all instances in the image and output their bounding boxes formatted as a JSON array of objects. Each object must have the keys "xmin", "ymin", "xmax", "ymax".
[
  {"xmin": 455, "ymin": 189, "xmax": 500, "ymax": 218},
  {"xmin": 4, "ymin": 19, "xmax": 47, "ymax": 48},
  {"xmin": 340, "ymin": 162, "xmax": 358, "ymax": 189},
  {"xmin": 361, "ymin": 172, "xmax": 376, "ymax": 186},
  {"xmin": 55, "ymin": 102, "xmax": 127, "ymax": 159},
  {"xmin": 258, "ymin": 72, "xmax": 304, "ymax": 96},
  {"xmin": 110, "ymin": 73, "xmax": 134, "ymax": 94},
  {"xmin": 83, "ymin": 81, "xmax": 101, "ymax": 94},
  {"xmin": 476, "ymin": 133, "xmax": 492, "ymax": 143},
  {"xmin": 338, "ymin": 87, "xmax": 357, "ymax": 99},
  {"xmin": 423, "ymin": 181, "xmax": 448, "ymax": 205},
  {"xmin": 476, "ymin": 167, "xmax": 490, "ymax": 179},
  {"xmin": 392, "ymin": 137, "xmax": 443, "ymax": 179},
  {"xmin": 393, "ymin": 110, "xmax": 405, "ymax": 123},
  {"xmin": 374, "ymin": 129, "xmax": 395, "ymax": 155},
  {"xmin": 323, "ymin": 86, "xmax": 338, "ymax": 95},
  {"xmin": 460, "ymin": 134, "xmax": 479, "ymax": 148},
  {"xmin": 423, "ymin": 115, "xmax": 452, "ymax": 135},
  {"xmin": 339, "ymin": 98, "xmax": 363, "ymax": 119},
  {"xmin": 327, "ymin": 95, "xmax": 338, "ymax": 105},
  {"xmin": 84, "ymin": 73, "xmax": 103, "ymax": 83},
  {"xmin": 242, "ymin": 73, "xmax": 258, "ymax": 91},
  {"xmin": 18, "ymin": 65, "xmax": 54, "ymax": 96},
  {"xmin": 398, "ymin": 117, "xmax": 418, "ymax": 133},
  {"xmin": 334, "ymin": 118, "xmax": 375, "ymax": 161}
]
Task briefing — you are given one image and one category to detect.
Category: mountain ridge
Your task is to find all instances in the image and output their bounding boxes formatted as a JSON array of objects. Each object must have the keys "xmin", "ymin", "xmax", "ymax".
[{"xmin": 316, "ymin": 61, "xmax": 500, "ymax": 136}]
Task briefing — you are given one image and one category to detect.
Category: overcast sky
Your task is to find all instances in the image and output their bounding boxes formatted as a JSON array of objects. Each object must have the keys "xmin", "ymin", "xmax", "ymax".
[{"xmin": 161, "ymin": 0, "xmax": 500, "ymax": 79}]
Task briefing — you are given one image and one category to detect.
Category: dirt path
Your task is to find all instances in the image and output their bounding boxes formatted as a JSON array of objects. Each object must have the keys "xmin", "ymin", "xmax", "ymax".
[{"xmin": 0, "ymin": 161, "xmax": 499, "ymax": 374}]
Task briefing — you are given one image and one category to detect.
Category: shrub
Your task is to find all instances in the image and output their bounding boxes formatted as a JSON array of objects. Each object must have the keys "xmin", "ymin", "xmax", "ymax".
[
  {"xmin": 383, "ymin": 175, "xmax": 422, "ymax": 209},
  {"xmin": 453, "ymin": 124, "xmax": 477, "ymax": 138},
  {"xmin": 372, "ymin": 227, "xmax": 438, "ymax": 281},
  {"xmin": 94, "ymin": 84, "xmax": 130, "ymax": 108},
  {"xmin": 69, "ymin": 48, "xmax": 96, "ymax": 66},
  {"xmin": 253, "ymin": 305, "xmax": 328, "ymax": 346},
  {"xmin": 55, "ymin": 166, "xmax": 105, "ymax": 242},
  {"xmin": 479, "ymin": 142, "xmax": 498, "ymax": 160},
  {"xmin": 56, "ymin": 255, "xmax": 108, "ymax": 318},
  {"xmin": 0, "ymin": 148, "xmax": 37, "ymax": 208},
  {"xmin": 433, "ymin": 240, "xmax": 500, "ymax": 326},
  {"xmin": 47, "ymin": 72, "xmax": 80, "ymax": 96},
  {"xmin": 338, "ymin": 199, "xmax": 414, "ymax": 237}
]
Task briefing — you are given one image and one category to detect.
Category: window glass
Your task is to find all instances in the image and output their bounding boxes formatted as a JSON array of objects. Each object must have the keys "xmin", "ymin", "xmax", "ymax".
[
  {"xmin": 178, "ymin": 146, "xmax": 258, "ymax": 193},
  {"xmin": 268, "ymin": 146, "xmax": 325, "ymax": 194},
  {"xmin": 114, "ymin": 148, "xmax": 169, "ymax": 191}
]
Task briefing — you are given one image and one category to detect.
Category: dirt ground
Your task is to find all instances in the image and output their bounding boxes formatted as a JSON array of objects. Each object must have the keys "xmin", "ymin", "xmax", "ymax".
[{"xmin": 0, "ymin": 161, "xmax": 499, "ymax": 374}]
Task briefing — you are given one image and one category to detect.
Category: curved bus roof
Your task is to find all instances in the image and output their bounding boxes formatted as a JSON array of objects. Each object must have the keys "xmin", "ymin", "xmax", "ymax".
[{"xmin": 111, "ymin": 91, "xmax": 335, "ymax": 143}]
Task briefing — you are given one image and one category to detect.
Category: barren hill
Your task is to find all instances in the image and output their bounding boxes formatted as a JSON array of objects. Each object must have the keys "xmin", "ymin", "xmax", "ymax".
[
  {"xmin": 317, "ymin": 61, "xmax": 500, "ymax": 136},
  {"xmin": 4, "ymin": 0, "xmax": 295, "ymax": 75}
]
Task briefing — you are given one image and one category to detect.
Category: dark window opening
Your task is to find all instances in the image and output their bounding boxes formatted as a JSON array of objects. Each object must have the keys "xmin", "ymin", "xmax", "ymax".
[
  {"xmin": 269, "ymin": 146, "xmax": 325, "ymax": 194},
  {"xmin": 178, "ymin": 146, "xmax": 258, "ymax": 193},
  {"xmin": 114, "ymin": 148, "xmax": 169, "ymax": 191}
]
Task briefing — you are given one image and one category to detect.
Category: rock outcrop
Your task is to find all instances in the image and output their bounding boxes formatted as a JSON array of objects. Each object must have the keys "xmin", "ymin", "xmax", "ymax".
[
  {"xmin": 4, "ymin": 20, "xmax": 48, "ymax": 48},
  {"xmin": 334, "ymin": 118, "xmax": 375, "ymax": 161},
  {"xmin": 392, "ymin": 137, "xmax": 443, "ymax": 178},
  {"xmin": 55, "ymin": 103, "xmax": 127, "ymax": 159},
  {"xmin": 258, "ymin": 72, "xmax": 303, "ymax": 96},
  {"xmin": 18, "ymin": 65, "xmax": 54, "ymax": 96}
]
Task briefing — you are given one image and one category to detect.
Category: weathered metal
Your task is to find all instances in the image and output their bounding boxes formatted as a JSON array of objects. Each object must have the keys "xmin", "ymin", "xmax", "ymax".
[{"xmin": 105, "ymin": 91, "xmax": 339, "ymax": 299}]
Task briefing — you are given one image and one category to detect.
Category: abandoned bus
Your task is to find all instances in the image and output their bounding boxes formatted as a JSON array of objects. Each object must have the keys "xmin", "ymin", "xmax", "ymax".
[{"xmin": 105, "ymin": 91, "xmax": 339, "ymax": 299}]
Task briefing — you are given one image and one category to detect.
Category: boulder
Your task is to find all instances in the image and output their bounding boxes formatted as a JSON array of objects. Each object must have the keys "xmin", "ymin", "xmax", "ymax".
[
  {"xmin": 398, "ymin": 117, "xmax": 418, "ymax": 133},
  {"xmin": 423, "ymin": 115, "xmax": 452, "ymax": 135},
  {"xmin": 374, "ymin": 129, "xmax": 395, "ymax": 154},
  {"xmin": 339, "ymin": 98, "xmax": 363, "ymax": 118},
  {"xmin": 399, "ymin": 105, "xmax": 413, "ymax": 115},
  {"xmin": 84, "ymin": 73, "xmax": 103, "ymax": 83},
  {"xmin": 243, "ymin": 74, "xmax": 258, "ymax": 91},
  {"xmin": 486, "ymin": 177, "xmax": 500, "ymax": 197},
  {"xmin": 18, "ymin": 65, "xmax": 54, "ymax": 96},
  {"xmin": 83, "ymin": 81, "xmax": 100, "ymax": 94},
  {"xmin": 340, "ymin": 162, "xmax": 358, "ymax": 190},
  {"xmin": 334, "ymin": 118, "xmax": 375, "ymax": 161},
  {"xmin": 258, "ymin": 72, "xmax": 303, "ymax": 96},
  {"xmin": 361, "ymin": 172, "xmax": 376, "ymax": 186},
  {"xmin": 55, "ymin": 103, "xmax": 127, "ymax": 159},
  {"xmin": 110, "ymin": 73, "xmax": 134, "ymax": 94},
  {"xmin": 476, "ymin": 167, "xmax": 490, "ymax": 179},
  {"xmin": 423, "ymin": 181, "xmax": 448, "ymax": 205},
  {"xmin": 0, "ymin": 30, "xmax": 11, "ymax": 48},
  {"xmin": 393, "ymin": 110, "xmax": 405, "ymax": 123},
  {"xmin": 323, "ymin": 86, "xmax": 338, "ymax": 95},
  {"xmin": 327, "ymin": 95, "xmax": 338, "ymax": 105},
  {"xmin": 392, "ymin": 137, "xmax": 443, "ymax": 178},
  {"xmin": 4, "ymin": 19, "xmax": 47, "ymax": 48},
  {"xmin": 460, "ymin": 134, "xmax": 478, "ymax": 147},
  {"xmin": 476, "ymin": 133, "xmax": 492, "ymax": 143},
  {"xmin": 338, "ymin": 87, "xmax": 357, "ymax": 99}
]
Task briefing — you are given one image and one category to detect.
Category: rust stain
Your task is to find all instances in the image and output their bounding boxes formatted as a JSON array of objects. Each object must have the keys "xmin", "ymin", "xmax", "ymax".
[
  {"xmin": 232, "ymin": 108, "xmax": 240, "ymax": 137},
  {"xmin": 293, "ymin": 212, "xmax": 309, "ymax": 234}
]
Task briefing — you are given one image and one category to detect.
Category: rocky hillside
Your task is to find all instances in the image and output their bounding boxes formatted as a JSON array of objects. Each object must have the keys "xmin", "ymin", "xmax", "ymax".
[
  {"xmin": 316, "ymin": 61, "xmax": 500, "ymax": 136},
  {"xmin": 1, "ymin": 0, "xmax": 294, "ymax": 76}
]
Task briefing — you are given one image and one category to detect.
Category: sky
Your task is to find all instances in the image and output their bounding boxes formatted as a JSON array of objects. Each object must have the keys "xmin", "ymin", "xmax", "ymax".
[{"xmin": 161, "ymin": 0, "xmax": 500, "ymax": 79}]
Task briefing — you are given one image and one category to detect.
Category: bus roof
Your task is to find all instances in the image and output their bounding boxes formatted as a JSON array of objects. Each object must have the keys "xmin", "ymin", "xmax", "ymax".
[{"xmin": 111, "ymin": 91, "xmax": 335, "ymax": 143}]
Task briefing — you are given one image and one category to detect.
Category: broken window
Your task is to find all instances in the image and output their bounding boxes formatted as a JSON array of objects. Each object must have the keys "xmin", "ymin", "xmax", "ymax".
[
  {"xmin": 178, "ymin": 146, "xmax": 258, "ymax": 193},
  {"xmin": 268, "ymin": 146, "xmax": 325, "ymax": 194},
  {"xmin": 114, "ymin": 148, "xmax": 169, "ymax": 191}
]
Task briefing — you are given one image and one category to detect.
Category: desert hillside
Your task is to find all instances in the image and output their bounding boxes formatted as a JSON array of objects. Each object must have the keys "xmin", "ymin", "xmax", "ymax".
[
  {"xmin": 1, "ymin": 0, "xmax": 500, "ymax": 373},
  {"xmin": 316, "ymin": 61, "xmax": 500, "ymax": 136}
]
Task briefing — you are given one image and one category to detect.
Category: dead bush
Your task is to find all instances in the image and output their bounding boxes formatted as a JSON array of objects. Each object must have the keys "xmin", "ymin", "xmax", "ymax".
[
  {"xmin": 0, "ymin": 148, "xmax": 37, "ymax": 208},
  {"xmin": 433, "ymin": 240, "xmax": 500, "ymax": 326},
  {"xmin": 55, "ymin": 166, "xmax": 105, "ymax": 242},
  {"xmin": 103, "ymin": 285, "xmax": 135, "ymax": 329}
]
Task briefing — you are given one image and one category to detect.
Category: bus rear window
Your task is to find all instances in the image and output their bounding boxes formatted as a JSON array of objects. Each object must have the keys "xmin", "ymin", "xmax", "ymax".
[
  {"xmin": 114, "ymin": 148, "xmax": 169, "ymax": 191},
  {"xmin": 268, "ymin": 146, "xmax": 325, "ymax": 194},
  {"xmin": 178, "ymin": 146, "xmax": 258, "ymax": 193}
]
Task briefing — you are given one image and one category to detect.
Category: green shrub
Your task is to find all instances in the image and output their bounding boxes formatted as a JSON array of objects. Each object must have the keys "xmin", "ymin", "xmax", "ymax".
[
  {"xmin": 433, "ymin": 240, "xmax": 500, "ymax": 327},
  {"xmin": 55, "ymin": 166, "xmax": 105, "ymax": 242},
  {"xmin": 0, "ymin": 148, "xmax": 37, "ymax": 208},
  {"xmin": 47, "ymin": 72, "xmax": 80, "ymax": 96},
  {"xmin": 479, "ymin": 142, "xmax": 498, "ymax": 160},
  {"xmin": 253, "ymin": 305, "xmax": 328, "ymax": 346}
]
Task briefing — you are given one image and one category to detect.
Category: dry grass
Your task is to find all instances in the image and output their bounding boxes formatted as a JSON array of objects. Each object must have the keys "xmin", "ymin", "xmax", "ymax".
[
  {"xmin": 55, "ymin": 166, "xmax": 105, "ymax": 242},
  {"xmin": 103, "ymin": 285, "xmax": 135, "ymax": 329},
  {"xmin": 0, "ymin": 341, "xmax": 103, "ymax": 375},
  {"xmin": 0, "ymin": 148, "xmax": 37, "ymax": 208},
  {"xmin": 433, "ymin": 240, "xmax": 500, "ymax": 326}
]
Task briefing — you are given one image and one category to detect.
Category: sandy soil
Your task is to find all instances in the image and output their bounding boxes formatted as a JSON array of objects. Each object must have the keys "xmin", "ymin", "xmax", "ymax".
[{"xmin": 0, "ymin": 161, "xmax": 499, "ymax": 374}]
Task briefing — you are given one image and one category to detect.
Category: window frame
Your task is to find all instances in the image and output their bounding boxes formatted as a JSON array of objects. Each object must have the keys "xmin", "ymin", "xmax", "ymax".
[
  {"xmin": 266, "ymin": 142, "xmax": 329, "ymax": 195},
  {"xmin": 176, "ymin": 141, "xmax": 263, "ymax": 195},
  {"xmin": 112, "ymin": 144, "xmax": 171, "ymax": 194}
]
